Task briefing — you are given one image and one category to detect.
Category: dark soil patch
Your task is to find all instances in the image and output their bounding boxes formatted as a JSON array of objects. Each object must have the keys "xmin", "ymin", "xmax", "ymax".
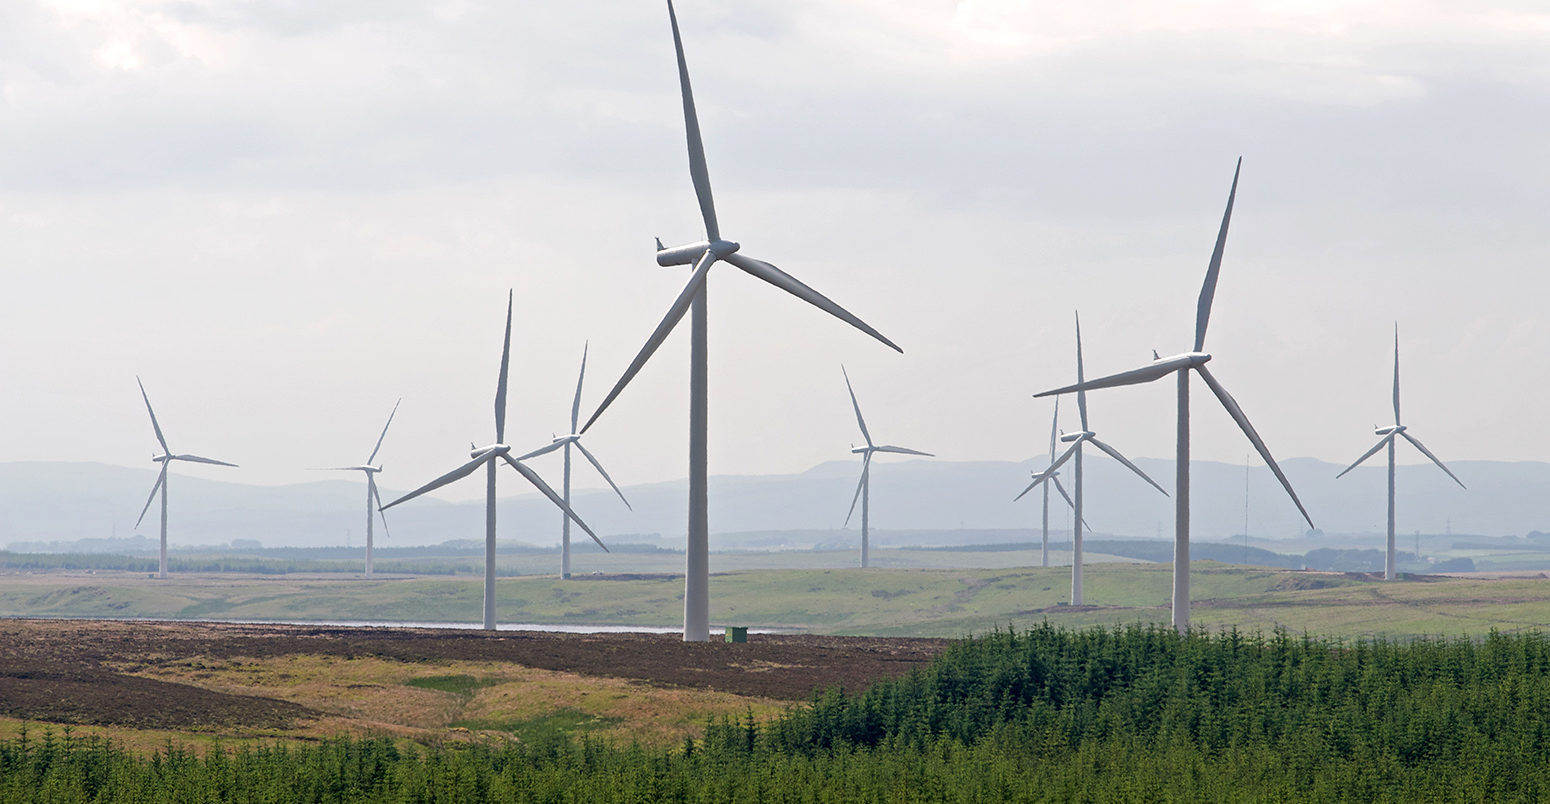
[
  {"xmin": 0, "ymin": 661, "xmax": 311, "ymax": 730},
  {"xmin": 0, "ymin": 619, "xmax": 947, "ymax": 731}
]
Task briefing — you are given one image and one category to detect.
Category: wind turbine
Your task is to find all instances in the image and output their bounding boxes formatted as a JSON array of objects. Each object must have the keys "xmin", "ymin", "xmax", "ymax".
[
  {"xmin": 513, "ymin": 343, "xmax": 631, "ymax": 579},
  {"xmin": 1033, "ymin": 160, "xmax": 1314, "ymax": 631},
  {"xmin": 581, "ymin": 0, "xmax": 901, "ymax": 641},
  {"xmin": 1336, "ymin": 325, "xmax": 1465, "ymax": 580},
  {"xmin": 842, "ymin": 367, "xmax": 931, "ymax": 569},
  {"xmin": 319, "ymin": 399, "xmax": 400, "ymax": 578},
  {"xmin": 1016, "ymin": 313, "xmax": 1167, "ymax": 605},
  {"xmin": 134, "ymin": 378, "xmax": 237, "ymax": 579},
  {"xmin": 1023, "ymin": 398, "xmax": 1079, "ymax": 569},
  {"xmin": 381, "ymin": 291, "xmax": 608, "ymax": 630}
]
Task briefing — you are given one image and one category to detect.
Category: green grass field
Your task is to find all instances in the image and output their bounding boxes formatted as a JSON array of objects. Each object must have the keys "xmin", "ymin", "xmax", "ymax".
[{"xmin": 3, "ymin": 561, "xmax": 1548, "ymax": 638}]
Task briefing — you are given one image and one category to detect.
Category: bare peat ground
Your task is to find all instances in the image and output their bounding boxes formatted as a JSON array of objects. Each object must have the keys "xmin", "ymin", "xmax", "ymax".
[{"xmin": 0, "ymin": 619, "xmax": 946, "ymax": 734}]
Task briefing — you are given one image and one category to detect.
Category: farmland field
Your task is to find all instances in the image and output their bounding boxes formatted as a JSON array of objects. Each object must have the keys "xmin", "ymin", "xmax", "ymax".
[{"xmin": 4, "ymin": 562, "xmax": 1550, "ymax": 638}]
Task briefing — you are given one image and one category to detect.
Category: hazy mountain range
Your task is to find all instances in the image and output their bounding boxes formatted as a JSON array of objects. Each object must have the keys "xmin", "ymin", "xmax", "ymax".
[{"xmin": 1, "ymin": 456, "xmax": 1539, "ymax": 552}]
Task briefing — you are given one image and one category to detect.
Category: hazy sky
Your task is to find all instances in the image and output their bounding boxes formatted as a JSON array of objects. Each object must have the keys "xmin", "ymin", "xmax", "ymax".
[{"xmin": 3, "ymin": 0, "xmax": 1547, "ymax": 509}]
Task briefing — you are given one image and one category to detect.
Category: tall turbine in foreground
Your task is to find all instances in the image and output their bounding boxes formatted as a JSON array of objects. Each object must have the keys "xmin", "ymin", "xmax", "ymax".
[
  {"xmin": 1034, "ymin": 160, "xmax": 1314, "ymax": 631},
  {"xmin": 134, "ymin": 378, "xmax": 238, "ymax": 579},
  {"xmin": 842, "ymin": 367, "xmax": 932, "ymax": 568},
  {"xmin": 1016, "ymin": 313, "xmax": 1167, "ymax": 604},
  {"xmin": 514, "ymin": 344, "xmax": 631, "ymax": 579},
  {"xmin": 582, "ymin": 0, "xmax": 901, "ymax": 641},
  {"xmin": 382, "ymin": 292, "xmax": 607, "ymax": 630},
  {"xmin": 1336, "ymin": 326, "xmax": 1465, "ymax": 580},
  {"xmin": 320, "ymin": 399, "xmax": 400, "ymax": 578}
]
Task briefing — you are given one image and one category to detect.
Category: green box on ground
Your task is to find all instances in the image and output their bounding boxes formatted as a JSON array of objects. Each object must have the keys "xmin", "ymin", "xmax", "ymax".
[{"xmin": 725, "ymin": 626, "xmax": 747, "ymax": 643}]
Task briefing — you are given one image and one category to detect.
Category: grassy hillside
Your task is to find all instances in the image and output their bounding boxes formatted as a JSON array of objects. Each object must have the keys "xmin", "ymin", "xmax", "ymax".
[{"xmin": 3, "ymin": 562, "xmax": 1548, "ymax": 638}]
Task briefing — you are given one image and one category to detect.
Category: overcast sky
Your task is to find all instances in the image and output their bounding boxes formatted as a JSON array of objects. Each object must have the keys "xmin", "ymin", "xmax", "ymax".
[{"xmin": 3, "ymin": 0, "xmax": 1547, "ymax": 512}]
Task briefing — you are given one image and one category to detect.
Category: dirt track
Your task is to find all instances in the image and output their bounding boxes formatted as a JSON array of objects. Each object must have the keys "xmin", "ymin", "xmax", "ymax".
[{"xmin": 0, "ymin": 619, "xmax": 947, "ymax": 731}]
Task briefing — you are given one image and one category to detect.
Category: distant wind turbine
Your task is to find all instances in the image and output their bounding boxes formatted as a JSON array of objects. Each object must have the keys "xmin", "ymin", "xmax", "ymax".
[
  {"xmin": 842, "ymin": 367, "xmax": 931, "ymax": 569},
  {"xmin": 580, "ymin": 0, "xmax": 901, "ymax": 641},
  {"xmin": 134, "ymin": 378, "xmax": 237, "ymax": 579},
  {"xmin": 381, "ymin": 291, "xmax": 607, "ymax": 630},
  {"xmin": 1336, "ymin": 325, "xmax": 1465, "ymax": 580},
  {"xmin": 1016, "ymin": 313, "xmax": 1167, "ymax": 604},
  {"xmin": 513, "ymin": 343, "xmax": 631, "ymax": 579},
  {"xmin": 319, "ymin": 399, "xmax": 400, "ymax": 578},
  {"xmin": 1034, "ymin": 160, "xmax": 1314, "ymax": 631},
  {"xmin": 1031, "ymin": 398, "xmax": 1074, "ymax": 569}
]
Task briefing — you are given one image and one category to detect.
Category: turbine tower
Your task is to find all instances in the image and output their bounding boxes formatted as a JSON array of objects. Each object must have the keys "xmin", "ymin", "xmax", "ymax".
[
  {"xmin": 1033, "ymin": 160, "xmax": 1314, "ymax": 632},
  {"xmin": 582, "ymin": 0, "xmax": 900, "ymax": 641},
  {"xmin": 320, "ymin": 399, "xmax": 400, "ymax": 578},
  {"xmin": 842, "ymin": 367, "xmax": 932, "ymax": 569},
  {"xmin": 1017, "ymin": 313, "xmax": 1167, "ymax": 604},
  {"xmin": 382, "ymin": 291, "xmax": 608, "ymax": 630},
  {"xmin": 1336, "ymin": 325, "xmax": 1465, "ymax": 580},
  {"xmin": 513, "ymin": 343, "xmax": 631, "ymax": 579},
  {"xmin": 134, "ymin": 378, "xmax": 237, "ymax": 579}
]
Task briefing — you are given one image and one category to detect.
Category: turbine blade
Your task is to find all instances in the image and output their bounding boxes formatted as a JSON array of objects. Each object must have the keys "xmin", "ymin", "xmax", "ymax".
[
  {"xmin": 582, "ymin": 252, "xmax": 715, "ymax": 433},
  {"xmin": 502, "ymin": 454, "xmax": 609, "ymax": 551},
  {"xmin": 135, "ymin": 465, "xmax": 167, "ymax": 528},
  {"xmin": 495, "ymin": 290, "xmax": 513, "ymax": 443},
  {"xmin": 574, "ymin": 441, "xmax": 632, "ymax": 510},
  {"xmin": 174, "ymin": 454, "xmax": 237, "ymax": 467},
  {"xmin": 381, "ymin": 453, "xmax": 489, "ymax": 511},
  {"xmin": 841, "ymin": 365, "xmax": 872, "ymax": 447},
  {"xmin": 1399, "ymin": 431, "xmax": 1466, "ymax": 489},
  {"xmin": 1075, "ymin": 311, "xmax": 1088, "ymax": 431},
  {"xmin": 845, "ymin": 452, "xmax": 871, "ymax": 525},
  {"xmin": 1393, "ymin": 323, "xmax": 1402, "ymax": 425},
  {"xmin": 1014, "ymin": 441, "xmax": 1081, "ymax": 502},
  {"xmin": 1194, "ymin": 156, "xmax": 1242, "ymax": 353},
  {"xmin": 1195, "ymin": 364, "xmax": 1314, "ymax": 528},
  {"xmin": 1336, "ymin": 434, "xmax": 1394, "ymax": 479},
  {"xmin": 512, "ymin": 440, "xmax": 566, "ymax": 463},
  {"xmin": 874, "ymin": 445, "xmax": 932, "ymax": 456},
  {"xmin": 1051, "ymin": 475, "xmax": 1076, "ymax": 510},
  {"xmin": 369, "ymin": 475, "xmax": 391, "ymax": 541},
  {"xmin": 724, "ymin": 252, "xmax": 902, "ymax": 353},
  {"xmin": 1034, "ymin": 360, "xmax": 1176, "ymax": 398},
  {"xmin": 137, "ymin": 377, "xmax": 170, "ymax": 454},
  {"xmin": 367, "ymin": 398, "xmax": 401, "ymax": 465},
  {"xmin": 571, "ymin": 342, "xmax": 589, "ymax": 433},
  {"xmin": 666, "ymin": 0, "xmax": 719, "ymax": 241},
  {"xmin": 1087, "ymin": 436, "xmax": 1168, "ymax": 496},
  {"xmin": 1049, "ymin": 396, "xmax": 1060, "ymax": 461}
]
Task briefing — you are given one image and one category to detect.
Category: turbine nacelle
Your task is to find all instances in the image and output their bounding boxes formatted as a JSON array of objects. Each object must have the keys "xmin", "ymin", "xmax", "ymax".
[
  {"xmin": 1375, "ymin": 424, "xmax": 1406, "ymax": 436},
  {"xmin": 655, "ymin": 238, "xmax": 740, "ymax": 266},
  {"xmin": 1155, "ymin": 351, "xmax": 1213, "ymax": 371},
  {"xmin": 850, "ymin": 445, "xmax": 869, "ymax": 455},
  {"xmin": 152, "ymin": 454, "xmax": 171, "ymax": 463},
  {"xmin": 1060, "ymin": 431, "xmax": 1096, "ymax": 444},
  {"xmin": 469, "ymin": 443, "xmax": 511, "ymax": 460}
]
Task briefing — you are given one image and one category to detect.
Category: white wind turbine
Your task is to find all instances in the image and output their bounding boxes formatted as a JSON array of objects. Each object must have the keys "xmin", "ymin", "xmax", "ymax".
[
  {"xmin": 842, "ymin": 367, "xmax": 932, "ymax": 569},
  {"xmin": 1033, "ymin": 160, "xmax": 1314, "ymax": 632},
  {"xmin": 1025, "ymin": 398, "xmax": 1079, "ymax": 569},
  {"xmin": 134, "ymin": 378, "xmax": 238, "ymax": 579},
  {"xmin": 581, "ymin": 0, "xmax": 901, "ymax": 641},
  {"xmin": 320, "ymin": 399, "xmax": 400, "ymax": 578},
  {"xmin": 1016, "ymin": 313, "xmax": 1167, "ymax": 605},
  {"xmin": 512, "ymin": 343, "xmax": 631, "ymax": 579},
  {"xmin": 381, "ymin": 291, "xmax": 608, "ymax": 630},
  {"xmin": 1336, "ymin": 325, "xmax": 1465, "ymax": 580}
]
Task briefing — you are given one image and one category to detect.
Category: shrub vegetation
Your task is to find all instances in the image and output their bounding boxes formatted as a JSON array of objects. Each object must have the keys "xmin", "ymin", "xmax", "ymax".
[{"xmin": 6, "ymin": 624, "xmax": 1550, "ymax": 801}]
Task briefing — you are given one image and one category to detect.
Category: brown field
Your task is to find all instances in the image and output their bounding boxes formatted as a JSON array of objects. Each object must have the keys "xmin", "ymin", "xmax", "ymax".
[{"xmin": 0, "ymin": 619, "xmax": 946, "ymax": 749}]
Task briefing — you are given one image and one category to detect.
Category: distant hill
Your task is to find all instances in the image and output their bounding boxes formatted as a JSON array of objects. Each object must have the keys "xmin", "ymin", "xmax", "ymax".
[{"xmin": 0, "ymin": 457, "xmax": 1538, "ymax": 550}]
